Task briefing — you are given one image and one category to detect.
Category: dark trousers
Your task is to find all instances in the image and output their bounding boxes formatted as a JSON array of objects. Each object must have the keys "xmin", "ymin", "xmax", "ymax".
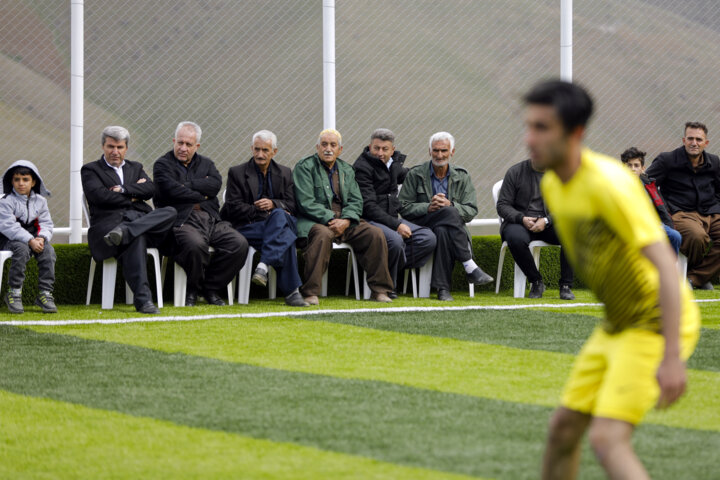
[
  {"xmin": 369, "ymin": 220, "xmax": 436, "ymax": 290},
  {"xmin": 299, "ymin": 220, "xmax": 393, "ymax": 297},
  {"xmin": 501, "ymin": 223, "xmax": 573, "ymax": 286},
  {"xmin": 673, "ymin": 211, "xmax": 720, "ymax": 285},
  {"xmin": 114, "ymin": 207, "xmax": 176, "ymax": 307},
  {"xmin": 237, "ymin": 209, "xmax": 301, "ymax": 296},
  {"xmin": 172, "ymin": 210, "xmax": 249, "ymax": 293},
  {"xmin": 413, "ymin": 206, "xmax": 472, "ymax": 290},
  {"xmin": 4, "ymin": 240, "xmax": 55, "ymax": 292}
]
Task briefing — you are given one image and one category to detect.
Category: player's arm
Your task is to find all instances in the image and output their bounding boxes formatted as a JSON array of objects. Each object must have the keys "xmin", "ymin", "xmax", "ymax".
[{"xmin": 641, "ymin": 241, "xmax": 686, "ymax": 409}]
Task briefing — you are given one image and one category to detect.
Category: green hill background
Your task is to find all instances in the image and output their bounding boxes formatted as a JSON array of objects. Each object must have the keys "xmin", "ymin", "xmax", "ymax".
[{"xmin": 2, "ymin": 0, "xmax": 719, "ymax": 226}]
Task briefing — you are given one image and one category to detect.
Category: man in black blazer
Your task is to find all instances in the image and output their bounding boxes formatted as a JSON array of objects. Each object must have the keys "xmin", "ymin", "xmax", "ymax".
[
  {"xmin": 154, "ymin": 121, "xmax": 248, "ymax": 306},
  {"xmin": 81, "ymin": 126, "xmax": 177, "ymax": 314},
  {"xmin": 221, "ymin": 130, "xmax": 307, "ymax": 306}
]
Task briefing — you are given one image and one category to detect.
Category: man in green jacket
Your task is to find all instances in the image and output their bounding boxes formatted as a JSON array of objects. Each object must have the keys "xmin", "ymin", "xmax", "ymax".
[
  {"xmin": 293, "ymin": 129, "xmax": 394, "ymax": 305},
  {"xmin": 399, "ymin": 131, "xmax": 493, "ymax": 301}
]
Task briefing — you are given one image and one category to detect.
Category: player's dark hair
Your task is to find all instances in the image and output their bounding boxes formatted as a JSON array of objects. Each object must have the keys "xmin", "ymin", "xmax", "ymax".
[
  {"xmin": 620, "ymin": 147, "xmax": 646, "ymax": 167},
  {"xmin": 523, "ymin": 79, "xmax": 594, "ymax": 133},
  {"xmin": 684, "ymin": 121, "xmax": 708, "ymax": 135}
]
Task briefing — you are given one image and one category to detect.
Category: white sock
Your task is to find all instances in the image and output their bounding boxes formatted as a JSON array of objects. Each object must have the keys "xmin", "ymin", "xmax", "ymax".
[
  {"xmin": 257, "ymin": 262, "xmax": 268, "ymax": 273},
  {"xmin": 462, "ymin": 259, "xmax": 478, "ymax": 274}
]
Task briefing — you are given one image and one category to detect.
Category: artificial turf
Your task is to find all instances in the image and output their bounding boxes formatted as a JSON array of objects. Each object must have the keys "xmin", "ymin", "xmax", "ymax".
[{"xmin": 2, "ymin": 292, "xmax": 719, "ymax": 479}]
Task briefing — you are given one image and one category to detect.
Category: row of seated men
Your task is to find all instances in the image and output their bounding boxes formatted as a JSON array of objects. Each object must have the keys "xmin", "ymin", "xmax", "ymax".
[
  {"xmin": 496, "ymin": 121, "xmax": 720, "ymax": 298},
  {"xmin": 81, "ymin": 123, "xmax": 495, "ymax": 313}
]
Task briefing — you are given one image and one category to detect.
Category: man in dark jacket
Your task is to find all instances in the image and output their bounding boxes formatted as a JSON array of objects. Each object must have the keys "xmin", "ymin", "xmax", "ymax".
[
  {"xmin": 399, "ymin": 131, "xmax": 493, "ymax": 301},
  {"xmin": 620, "ymin": 147, "xmax": 681, "ymax": 254},
  {"xmin": 353, "ymin": 129, "xmax": 436, "ymax": 294},
  {"xmin": 220, "ymin": 130, "xmax": 307, "ymax": 307},
  {"xmin": 82, "ymin": 126, "xmax": 177, "ymax": 314},
  {"xmin": 154, "ymin": 121, "xmax": 248, "ymax": 306},
  {"xmin": 645, "ymin": 122, "xmax": 720, "ymax": 289},
  {"xmin": 497, "ymin": 158, "xmax": 574, "ymax": 299}
]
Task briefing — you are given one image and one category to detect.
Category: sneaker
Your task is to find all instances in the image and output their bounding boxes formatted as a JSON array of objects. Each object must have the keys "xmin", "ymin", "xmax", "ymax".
[
  {"xmin": 5, "ymin": 289, "xmax": 23, "ymax": 314},
  {"xmin": 528, "ymin": 280, "xmax": 545, "ymax": 299},
  {"xmin": 34, "ymin": 291, "xmax": 57, "ymax": 313},
  {"xmin": 559, "ymin": 284, "xmax": 575, "ymax": 300},
  {"xmin": 252, "ymin": 267, "xmax": 268, "ymax": 287},
  {"xmin": 437, "ymin": 288, "xmax": 454, "ymax": 301}
]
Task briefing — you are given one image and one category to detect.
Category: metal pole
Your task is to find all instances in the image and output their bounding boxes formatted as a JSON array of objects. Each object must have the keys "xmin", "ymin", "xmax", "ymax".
[
  {"xmin": 69, "ymin": 0, "xmax": 84, "ymax": 243},
  {"xmin": 322, "ymin": 0, "xmax": 336, "ymax": 129},
  {"xmin": 560, "ymin": 0, "xmax": 572, "ymax": 81}
]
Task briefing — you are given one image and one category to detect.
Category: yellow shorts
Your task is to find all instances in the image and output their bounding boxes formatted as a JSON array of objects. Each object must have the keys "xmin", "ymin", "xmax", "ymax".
[{"xmin": 561, "ymin": 313, "xmax": 700, "ymax": 425}]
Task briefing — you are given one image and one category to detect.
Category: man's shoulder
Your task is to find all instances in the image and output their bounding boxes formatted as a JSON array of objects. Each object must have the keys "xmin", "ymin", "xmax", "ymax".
[
  {"xmin": 295, "ymin": 154, "xmax": 318, "ymax": 169},
  {"xmin": 407, "ymin": 161, "xmax": 430, "ymax": 175},
  {"xmin": 154, "ymin": 151, "xmax": 176, "ymax": 166},
  {"xmin": 81, "ymin": 158, "xmax": 105, "ymax": 171},
  {"xmin": 450, "ymin": 164, "xmax": 471, "ymax": 177},
  {"xmin": 505, "ymin": 159, "xmax": 530, "ymax": 176},
  {"xmin": 270, "ymin": 160, "xmax": 292, "ymax": 176}
]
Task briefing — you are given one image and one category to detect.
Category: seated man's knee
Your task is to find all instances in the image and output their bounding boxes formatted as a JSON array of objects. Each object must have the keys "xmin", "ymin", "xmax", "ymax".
[
  {"xmin": 439, "ymin": 205, "xmax": 463, "ymax": 223},
  {"xmin": 503, "ymin": 225, "xmax": 530, "ymax": 249},
  {"xmin": 681, "ymin": 226, "xmax": 708, "ymax": 247},
  {"xmin": 385, "ymin": 230, "xmax": 404, "ymax": 255}
]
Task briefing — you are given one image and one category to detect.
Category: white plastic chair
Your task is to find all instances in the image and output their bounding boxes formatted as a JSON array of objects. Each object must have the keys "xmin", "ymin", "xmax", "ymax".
[
  {"xmin": 402, "ymin": 255, "xmax": 433, "ymax": 298},
  {"xmin": 160, "ymin": 248, "xmax": 235, "ymax": 307},
  {"xmin": 321, "ymin": 242, "xmax": 369, "ymax": 300},
  {"xmin": 492, "ymin": 179, "xmax": 554, "ymax": 298},
  {"xmin": 0, "ymin": 250, "xmax": 14, "ymax": 294},
  {"xmin": 83, "ymin": 195, "xmax": 163, "ymax": 309},
  {"xmin": 236, "ymin": 246, "xmax": 278, "ymax": 304}
]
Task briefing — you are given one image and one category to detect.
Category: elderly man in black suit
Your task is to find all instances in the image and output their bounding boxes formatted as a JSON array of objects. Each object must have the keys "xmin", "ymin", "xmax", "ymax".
[
  {"xmin": 153, "ymin": 121, "xmax": 248, "ymax": 306},
  {"xmin": 221, "ymin": 130, "xmax": 307, "ymax": 307},
  {"xmin": 81, "ymin": 126, "xmax": 177, "ymax": 314}
]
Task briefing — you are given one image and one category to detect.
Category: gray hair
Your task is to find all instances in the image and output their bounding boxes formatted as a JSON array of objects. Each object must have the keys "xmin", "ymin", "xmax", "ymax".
[
  {"xmin": 370, "ymin": 128, "xmax": 395, "ymax": 145},
  {"xmin": 429, "ymin": 131, "xmax": 455, "ymax": 150},
  {"xmin": 252, "ymin": 130, "xmax": 278, "ymax": 149},
  {"xmin": 101, "ymin": 126, "xmax": 129, "ymax": 146},
  {"xmin": 175, "ymin": 121, "xmax": 202, "ymax": 143}
]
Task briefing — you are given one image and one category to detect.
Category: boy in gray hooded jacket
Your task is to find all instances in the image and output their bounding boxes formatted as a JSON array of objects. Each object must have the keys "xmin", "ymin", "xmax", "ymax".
[{"xmin": 0, "ymin": 160, "xmax": 56, "ymax": 313}]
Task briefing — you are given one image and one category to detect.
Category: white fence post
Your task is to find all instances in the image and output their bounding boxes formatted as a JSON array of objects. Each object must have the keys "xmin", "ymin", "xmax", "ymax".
[
  {"xmin": 69, "ymin": 0, "xmax": 84, "ymax": 243},
  {"xmin": 560, "ymin": 0, "xmax": 572, "ymax": 81},
  {"xmin": 322, "ymin": 0, "xmax": 336, "ymax": 130}
]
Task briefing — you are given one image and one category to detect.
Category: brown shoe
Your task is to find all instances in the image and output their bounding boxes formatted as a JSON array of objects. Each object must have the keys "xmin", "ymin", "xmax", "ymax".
[
  {"xmin": 304, "ymin": 295, "xmax": 319, "ymax": 305},
  {"xmin": 370, "ymin": 292, "xmax": 393, "ymax": 303}
]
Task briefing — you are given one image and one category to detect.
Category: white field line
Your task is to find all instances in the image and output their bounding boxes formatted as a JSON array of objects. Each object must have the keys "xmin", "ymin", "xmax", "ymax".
[{"xmin": 2, "ymin": 298, "xmax": 718, "ymax": 327}]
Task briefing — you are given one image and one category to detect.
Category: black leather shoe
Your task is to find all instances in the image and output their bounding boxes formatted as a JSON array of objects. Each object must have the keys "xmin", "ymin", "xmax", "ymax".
[
  {"xmin": 528, "ymin": 280, "xmax": 545, "ymax": 299},
  {"xmin": 467, "ymin": 268, "xmax": 493, "ymax": 286},
  {"xmin": 559, "ymin": 284, "xmax": 575, "ymax": 300},
  {"xmin": 136, "ymin": 301, "xmax": 160, "ymax": 314},
  {"xmin": 185, "ymin": 291, "xmax": 197, "ymax": 307},
  {"xmin": 103, "ymin": 226, "xmax": 124, "ymax": 246},
  {"xmin": 437, "ymin": 289, "xmax": 454, "ymax": 301},
  {"xmin": 388, "ymin": 291, "xmax": 398, "ymax": 300},
  {"xmin": 204, "ymin": 290, "xmax": 226, "ymax": 306},
  {"xmin": 252, "ymin": 267, "xmax": 268, "ymax": 287},
  {"xmin": 285, "ymin": 290, "xmax": 309, "ymax": 307}
]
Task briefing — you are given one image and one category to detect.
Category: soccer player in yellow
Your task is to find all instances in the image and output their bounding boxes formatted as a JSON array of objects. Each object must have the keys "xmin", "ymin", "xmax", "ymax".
[{"xmin": 523, "ymin": 80, "xmax": 701, "ymax": 480}]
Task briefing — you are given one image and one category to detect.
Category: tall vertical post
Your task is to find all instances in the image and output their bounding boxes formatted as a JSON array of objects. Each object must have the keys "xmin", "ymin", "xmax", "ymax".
[
  {"xmin": 322, "ymin": 0, "xmax": 336, "ymax": 129},
  {"xmin": 69, "ymin": 0, "xmax": 84, "ymax": 243},
  {"xmin": 560, "ymin": 0, "xmax": 572, "ymax": 81}
]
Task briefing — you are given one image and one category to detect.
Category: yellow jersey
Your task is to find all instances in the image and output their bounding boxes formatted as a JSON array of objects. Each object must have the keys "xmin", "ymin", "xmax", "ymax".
[{"xmin": 541, "ymin": 149, "xmax": 697, "ymax": 334}]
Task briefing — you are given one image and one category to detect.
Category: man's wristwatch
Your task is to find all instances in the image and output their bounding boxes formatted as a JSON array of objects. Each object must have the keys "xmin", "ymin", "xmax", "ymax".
[{"xmin": 543, "ymin": 217, "xmax": 550, "ymax": 226}]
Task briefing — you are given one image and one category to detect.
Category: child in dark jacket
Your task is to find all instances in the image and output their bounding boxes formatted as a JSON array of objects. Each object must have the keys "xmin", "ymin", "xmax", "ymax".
[
  {"xmin": 620, "ymin": 147, "xmax": 681, "ymax": 255},
  {"xmin": 0, "ymin": 160, "xmax": 57, "ymax": 313}
]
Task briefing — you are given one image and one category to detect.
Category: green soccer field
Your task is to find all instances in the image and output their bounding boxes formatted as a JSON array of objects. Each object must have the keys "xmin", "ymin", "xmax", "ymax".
[{"xmin": 1, "ymin": 290, "xmax": 719, "ymax": 479}]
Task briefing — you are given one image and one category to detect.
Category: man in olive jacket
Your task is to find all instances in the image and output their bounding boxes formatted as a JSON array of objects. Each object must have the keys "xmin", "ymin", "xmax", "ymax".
[
  {"xmin": 293, "ymin": 129, "xmax": 394, "ymax": 305},
  {"xmin": 399, "ymin": 131, "xmax": 493, "ymax": 301}
]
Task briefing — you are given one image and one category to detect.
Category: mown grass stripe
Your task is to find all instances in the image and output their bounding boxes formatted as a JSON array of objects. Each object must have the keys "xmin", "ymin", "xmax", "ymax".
[
  {"xmin": 304, "ymin": 309, "xmax": 720, "ymax": 372},
  {"xmin": 0, "ymin": 390, "xmax": 483, "ymax": 480},
  {"xmin": 27, "ymin": 315, "xmax": 720, "ymax": 431},
  {"xmin": 3, "ymin": 326, "xmax": 719, "ymax": 480}
]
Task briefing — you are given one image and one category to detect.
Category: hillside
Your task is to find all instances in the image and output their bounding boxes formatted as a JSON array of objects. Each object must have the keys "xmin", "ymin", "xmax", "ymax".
[{"xmin": 2, "ymin": 0, "xmax": 720, "ymax": 225}]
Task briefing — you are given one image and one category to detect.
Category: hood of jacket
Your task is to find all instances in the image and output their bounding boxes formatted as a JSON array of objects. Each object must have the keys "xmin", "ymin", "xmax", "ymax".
[{"xmin": 1, "ymin": 160, "xmax": 51, "ymax": 197}]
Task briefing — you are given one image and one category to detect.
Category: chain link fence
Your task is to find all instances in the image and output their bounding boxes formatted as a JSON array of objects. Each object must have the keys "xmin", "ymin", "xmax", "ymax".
[{"xmin": 2, "ymin": 0, "xmax": 720, "ymax": 230}]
